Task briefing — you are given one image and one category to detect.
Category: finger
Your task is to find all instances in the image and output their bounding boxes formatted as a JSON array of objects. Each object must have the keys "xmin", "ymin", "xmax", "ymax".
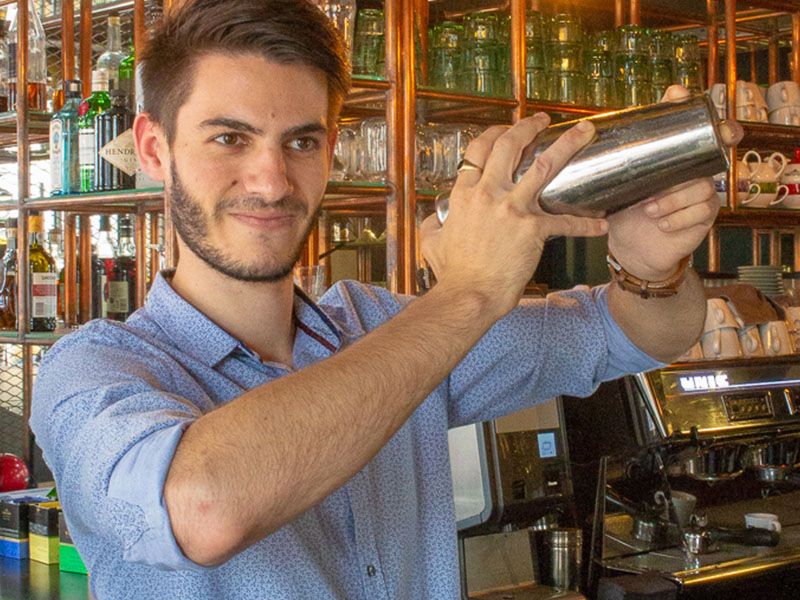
[
  {"xmin": 456, "ymin": 125, "xmax": 509, "ymax": 185},
  {"xmin": 660, "ymin": 84, "xmax": 690, "ymax": 102},
  {"xmin": 514, "ymin": 119, "xmax": 596, "ymax": 212},
  {"xmin": 538, "ymin": 213, "xmax": 609, "ymax": 240},
  {"xmin": 642, "ymin": 178, "xmax": 715, "ymax": 218},
  {"xmin": 481, "ymin": 113, "xmax": 551, "ymax": 182},
  {"xmin": 653, "ymin": 196, "xmax": 719, "ymax": 232}
]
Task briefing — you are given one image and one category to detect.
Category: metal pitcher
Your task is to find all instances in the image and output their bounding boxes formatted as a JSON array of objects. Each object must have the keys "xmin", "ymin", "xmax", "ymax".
[{"xmin": 435, "ymin": 93, "xmax": 729, "ymax": 222}]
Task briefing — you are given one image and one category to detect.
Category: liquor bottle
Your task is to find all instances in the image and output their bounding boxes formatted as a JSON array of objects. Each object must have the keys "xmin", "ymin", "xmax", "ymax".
[
  {"xmin": 0, "ymin": 218, "xmax": 17, "ymax": 330},
  {"xmin": 91, "ymin": 215, "xmax": 115, "ymax": 319},
  {"xmin": 28, "ymin": 211, "xmax": 58, "ymax": 332},
  {"xmin": 107, "ymin": 216, "xmax": 135, "ymax": 321},
  {"xmin": 0, "ymin": 22, "xmax": 9, "ymax": 112},
  {"xmin": 95, "ymin": 89, "xmax": 135, "ymax": 191},
  {"xmin": 78, "ymin": 70, "xmax": 110, "ymax": 193},
  {"xmin": 96, "ymin": 16, "xmax": 126, "ymax": 91},
  {"xmin": 7, "ymin": 0, "xmax": 48, "ymax": 111},
  {"xmin": 50, "ymin": 80, "xmax": 82, "ymax": 196},
  {"xmin": 118, "ymin": 45, "xmax": 134, "ymax": 110}
]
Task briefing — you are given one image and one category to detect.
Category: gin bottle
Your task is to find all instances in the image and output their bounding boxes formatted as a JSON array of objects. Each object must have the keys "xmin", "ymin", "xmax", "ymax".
[
  {"xmin": 50, "ymin": 80, "xmax": 82, "ymax": 196},
  {"xmin": 78, "ymin": 70, "xmax": 110, "ymax": 193},
  {"xmin": 96, "ymin": 16, "xmax": 126, "ymax": 91}
]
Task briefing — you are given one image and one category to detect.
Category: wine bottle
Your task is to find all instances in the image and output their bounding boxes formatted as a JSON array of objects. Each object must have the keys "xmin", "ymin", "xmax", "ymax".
[
  {"xmin": 91, "ymin": 215, "xmax": 115, "ymax": 319},
  {"xmin": 29, "ymin": 212, "xmax": 58, "ymax": 332},
  {"xmin": 107, "ymin": 216, "xmax": 136, "ymax": 321},
  {"xmin": 0, "ymin": 218, "xmax": 17, "ymax": 330}
]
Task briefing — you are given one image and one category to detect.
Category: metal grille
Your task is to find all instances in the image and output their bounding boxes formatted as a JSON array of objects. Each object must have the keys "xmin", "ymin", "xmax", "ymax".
[{"xmin": 0, "ymin": 344, "xmax": 50, "ymax": 484}]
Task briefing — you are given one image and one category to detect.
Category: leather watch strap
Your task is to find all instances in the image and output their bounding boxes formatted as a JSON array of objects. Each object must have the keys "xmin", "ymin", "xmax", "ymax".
[{"xmin": 606, "ymin": 252, "xmax": 692, "ymax": 299}]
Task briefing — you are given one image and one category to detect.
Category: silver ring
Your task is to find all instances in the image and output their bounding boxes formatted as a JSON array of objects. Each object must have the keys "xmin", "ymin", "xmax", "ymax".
[{"xmin": 457, "ymin": 158, "xmax": 483, "ymax": 174}]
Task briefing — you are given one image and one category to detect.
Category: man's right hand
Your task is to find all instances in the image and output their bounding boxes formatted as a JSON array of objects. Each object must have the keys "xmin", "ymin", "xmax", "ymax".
[{"xmin": 419, "ymin": 113, "xmax": 609, "ymax": 321}]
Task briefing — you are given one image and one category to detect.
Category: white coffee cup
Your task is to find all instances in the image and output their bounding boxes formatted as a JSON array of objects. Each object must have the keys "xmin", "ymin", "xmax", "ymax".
[
  {"xmin": 655, "ymin": 490, "xmax": 697, "ymax": 528},
  {"xmin": 702, "ymin": 326, "xmax": 742, "ymax": 359},
  {"xmin": 769, "ymin": 105, "xmax": 800, "ymax": 126},
  {"xmin": 704, "ymin": 298, "xmax": 743, "ymax": 331},
  {"xmin": 767, "ymin": 81, "xmax": 800, "ymax": 112},
  {"xmin": 759, "ymin": 321, "xmax": 793, "ymax": 356},
  {"xmin": 709, "ymin": 83, "xmax": 726, "ymax": 119},
  {"xmin": 745, "ymin": 512, "xmax": 781, "ymax": 532},
  {"xmin": 678, "ymin": 341, "xmax": 704, "ymax": 361},
  {"xmin": 739, "ymin": 325, "xmax": 765, "ymax": 358}
]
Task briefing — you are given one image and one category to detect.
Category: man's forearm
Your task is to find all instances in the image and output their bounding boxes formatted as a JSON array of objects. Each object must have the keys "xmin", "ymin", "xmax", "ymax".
[
  {"xmin": 607, "ymin": 269, "xmax": 706, "ymax": 363},
  {"xmin": 164, "ymin": 282, "xmax": 499, "ymax": 566}
]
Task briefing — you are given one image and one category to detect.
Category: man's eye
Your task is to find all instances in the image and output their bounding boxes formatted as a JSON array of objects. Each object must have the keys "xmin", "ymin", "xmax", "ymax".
[
  {"xmin": 288, "ymin": 137, "xmax": 319, "ymax": 152},
  {"xmin": 214, "ymin": 133, "xmax": 246, "ymax": 147}
]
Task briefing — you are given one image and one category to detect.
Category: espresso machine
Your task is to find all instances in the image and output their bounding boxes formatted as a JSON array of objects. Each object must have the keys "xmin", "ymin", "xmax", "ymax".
[
  {"xmin": 562, "ymin": 355, "xmax": 800, "ymax": 599},
  {"xmin": 449, "ymin": 398, "xmax": 584, "ymax": 598}
]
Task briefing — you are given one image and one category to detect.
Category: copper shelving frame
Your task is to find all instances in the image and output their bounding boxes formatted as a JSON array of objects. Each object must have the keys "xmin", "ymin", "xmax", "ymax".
[{"xmin": 3, "ymin": 0, "xmax": 800, "ymax": 466}]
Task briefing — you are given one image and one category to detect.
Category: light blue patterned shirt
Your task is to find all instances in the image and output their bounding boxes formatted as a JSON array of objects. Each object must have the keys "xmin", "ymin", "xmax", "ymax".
[{"xmin": 30, "ymin": 272, "xmax": 660, "ymax": 599}]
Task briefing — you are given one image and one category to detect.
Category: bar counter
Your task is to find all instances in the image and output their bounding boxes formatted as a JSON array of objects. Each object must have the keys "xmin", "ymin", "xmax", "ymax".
[{"xmin": 0, "ymin": 555, "xmax": 91, "ymax": 599}]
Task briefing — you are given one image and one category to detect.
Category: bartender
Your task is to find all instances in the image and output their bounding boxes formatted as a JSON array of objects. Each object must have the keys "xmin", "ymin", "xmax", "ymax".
[{"xmin": 30, "ymin": 0, "xmax": 743, "ymax": 598}]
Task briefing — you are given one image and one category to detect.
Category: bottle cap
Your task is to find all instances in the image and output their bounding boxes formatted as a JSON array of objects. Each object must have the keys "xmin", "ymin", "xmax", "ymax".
[
  {"xmin": 118, "ymin": 216, "xmax": 133, "ymax": 236},
  {"xmin": 65, "ymin": 80, "xmax": 82, "ymax": 98},
  {"xmin": 92, "ymin": 70, "xmax": 109, "ymax": 92},
  {"xmin": 108, "ymin": 15, "xmax": 120, "ymax": 26},
  {"xmin": 110, "ymin": 89, "xmax": 127, "ymax": 101},
  {"xmin": 7, "ymin": 218, "xmax": 16, "ymax": 229},
  {"xmin": 99, "ymin": 215, "xmax": 111, "ymax": 232}
]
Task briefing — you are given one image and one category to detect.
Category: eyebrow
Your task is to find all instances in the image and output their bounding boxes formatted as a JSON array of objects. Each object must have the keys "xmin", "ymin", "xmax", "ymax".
[{"xmin": 199, "ymin": 118, "xmax": 328, "ymax": 141}]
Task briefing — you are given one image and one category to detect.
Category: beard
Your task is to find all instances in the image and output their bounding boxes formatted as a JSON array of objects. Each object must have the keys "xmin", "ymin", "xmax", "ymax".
[{"xmin": 168, "ymin": 162, "xmax": 321, "ymax": 282}]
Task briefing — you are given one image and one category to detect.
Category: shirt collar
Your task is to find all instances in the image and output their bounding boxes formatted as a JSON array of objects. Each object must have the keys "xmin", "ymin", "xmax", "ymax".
[
  {"xmin": 144, "ymin": 271, "xmax": 344, "ymax": 368},
  {"xmin": 144, "ymin": 270, "xmax": 241, "ymax": 367}
]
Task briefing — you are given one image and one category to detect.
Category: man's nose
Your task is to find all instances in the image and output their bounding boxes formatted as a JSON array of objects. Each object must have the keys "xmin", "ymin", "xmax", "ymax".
[{"xmin": 243, "ymin": 147, "xmax": 293, "ymax": 200}]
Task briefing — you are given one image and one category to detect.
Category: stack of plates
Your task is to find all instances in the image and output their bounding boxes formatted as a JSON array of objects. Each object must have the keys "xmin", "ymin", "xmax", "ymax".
[{"xmin": 737, "ymin": 265, "xmax": 784, "ymax": 296}]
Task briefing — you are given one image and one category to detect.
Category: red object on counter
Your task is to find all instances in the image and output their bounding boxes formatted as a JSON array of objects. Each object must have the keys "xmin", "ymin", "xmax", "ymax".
[{"xmin": 0, "ymin": 453, "xmax": 30, "ymax": 491}]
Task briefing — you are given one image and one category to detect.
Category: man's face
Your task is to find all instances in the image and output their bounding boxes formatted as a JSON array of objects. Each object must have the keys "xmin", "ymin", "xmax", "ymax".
[{"xmin": 166, "ymin": 53, "xmax": 334, "ymax": 282}]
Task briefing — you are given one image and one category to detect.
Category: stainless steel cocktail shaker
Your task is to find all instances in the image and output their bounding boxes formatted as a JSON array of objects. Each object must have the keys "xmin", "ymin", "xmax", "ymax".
[{"xmin": 435, "ymin": 94, "xmax": 729, "ymax": 222}]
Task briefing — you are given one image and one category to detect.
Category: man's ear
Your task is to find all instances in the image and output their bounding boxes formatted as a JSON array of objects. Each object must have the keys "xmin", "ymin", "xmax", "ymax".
[{"xmin": 133, "ymin": 112, "xmax": 168, "ymax": 182}]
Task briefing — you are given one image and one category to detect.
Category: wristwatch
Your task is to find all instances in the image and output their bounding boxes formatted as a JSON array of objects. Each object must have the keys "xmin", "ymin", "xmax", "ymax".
[{"xmin": 606, "ymin": 252, "xmax": 692, "ymax": 299}]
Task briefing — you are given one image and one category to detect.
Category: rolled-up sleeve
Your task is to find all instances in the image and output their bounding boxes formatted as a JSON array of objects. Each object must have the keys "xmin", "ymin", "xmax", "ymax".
[
  {"xmin": 30, "ymin": 323, "xmax": 211, "ymax": 572},
  {"xmin": 446, "ymin": 283, "xmax": 663, "ymax": 427}
]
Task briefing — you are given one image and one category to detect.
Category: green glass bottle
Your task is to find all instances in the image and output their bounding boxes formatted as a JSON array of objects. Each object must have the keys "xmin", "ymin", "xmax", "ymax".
[
  {"xmin": 78, "ymin": 70, "xmax": 111, "ymax": 193},
  {"xmin": 118, "ymin": 44, "xmax": 134, "ymax": 110},
  {"xmin": 28, "ymin": 211, "xmax": 58, "ymax": 332}
]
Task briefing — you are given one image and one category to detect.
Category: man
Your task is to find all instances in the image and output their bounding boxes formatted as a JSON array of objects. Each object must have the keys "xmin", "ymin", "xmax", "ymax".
[{"xmin": 30, "ymin": 0, "xmax": 740, "ymax": 598}]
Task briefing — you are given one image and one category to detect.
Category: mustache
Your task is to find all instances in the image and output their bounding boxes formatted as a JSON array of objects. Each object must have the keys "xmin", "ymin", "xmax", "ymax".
[{"xmin": 213, "ymin": 195, "xmax": 307, "ymax": 220}]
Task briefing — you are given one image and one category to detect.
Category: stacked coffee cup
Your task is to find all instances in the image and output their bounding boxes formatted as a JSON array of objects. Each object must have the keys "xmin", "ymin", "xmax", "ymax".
[{"xmin": 767, "ymin": 81, "xmax": 800, "ymax": 126}]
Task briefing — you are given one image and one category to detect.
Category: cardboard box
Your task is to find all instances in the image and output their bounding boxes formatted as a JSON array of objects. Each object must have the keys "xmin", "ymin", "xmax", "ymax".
[
  {"xmin": 58, "ymin": 511, "xmax": 87, "ymax": 574},
  {"xmin": 29, "ymin": 501, "xmax": 60, "ymax": 564},
  {"xmin": 0, "ymin": 499, "xmax": 29, "ymax": 559}
]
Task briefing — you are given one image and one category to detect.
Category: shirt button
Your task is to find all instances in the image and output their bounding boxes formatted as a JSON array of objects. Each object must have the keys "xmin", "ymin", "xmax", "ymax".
[{"xmin": 366, "ymin": 564, "xmax": 376, "ymax": 577}]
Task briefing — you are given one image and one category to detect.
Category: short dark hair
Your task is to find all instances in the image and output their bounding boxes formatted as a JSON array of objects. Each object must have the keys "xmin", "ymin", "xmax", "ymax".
[{"xmin": 140, "ymin": 0, "xmax": 351, "ymax": 144}]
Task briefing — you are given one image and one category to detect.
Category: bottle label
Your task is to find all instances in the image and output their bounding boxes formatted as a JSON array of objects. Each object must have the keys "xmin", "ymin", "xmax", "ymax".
[
  {"xmin": 100, "ymin": 129, "xmax": 137, "ymax": 176},
  {"xmin": 50, "ymin": 119, "xmax": 63, "ymax": 191},
  {"xmin": 108, "ymin": 280, "xmax": 129, "ymax": 314},
  {"xmin": 79, "ymin": 127, "xmax": 95, "ymax": 168},
  {"xmin": 32, "ymin": 272, "xmax": 58, "ymax": 318}
]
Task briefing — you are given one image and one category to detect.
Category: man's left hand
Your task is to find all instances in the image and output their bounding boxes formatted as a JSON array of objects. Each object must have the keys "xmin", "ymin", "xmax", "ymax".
[{"xmin": 607, "ymin": 85, "xmax": 743, "ymax": 282}]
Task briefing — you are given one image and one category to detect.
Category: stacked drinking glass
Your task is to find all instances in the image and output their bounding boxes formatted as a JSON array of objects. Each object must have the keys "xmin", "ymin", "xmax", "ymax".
[
  {"xmin": 545, "ymin": 13, "xmax": 584, "ymax": 103},
  {"xmin": 614, "ymin": 25, "xmax": 653, "ymax": 107}
]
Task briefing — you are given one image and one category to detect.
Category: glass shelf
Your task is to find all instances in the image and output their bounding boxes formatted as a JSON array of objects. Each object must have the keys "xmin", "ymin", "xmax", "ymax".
[{"xmin": 0, "ymin": 330, "xmax": 69, "ymax": 346}]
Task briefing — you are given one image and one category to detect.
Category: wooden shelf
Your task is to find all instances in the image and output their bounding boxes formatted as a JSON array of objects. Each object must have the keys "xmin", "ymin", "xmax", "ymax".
[
  {"xmin": 0, "ymin": 111, "xmax": 51, "ymax": 149},
  {"xmin": 716, "ymin": 208, "xmax": 800, "ymax": 228},
  {"xmin": 738, "ymin": 122, "xmax": 800, "ymax": 154}
]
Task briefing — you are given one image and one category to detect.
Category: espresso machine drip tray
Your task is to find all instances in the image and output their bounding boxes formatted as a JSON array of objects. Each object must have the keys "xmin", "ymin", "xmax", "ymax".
[{"xmin": 602, "ymin": 508, "xmax": 800, "ymax": 587}]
